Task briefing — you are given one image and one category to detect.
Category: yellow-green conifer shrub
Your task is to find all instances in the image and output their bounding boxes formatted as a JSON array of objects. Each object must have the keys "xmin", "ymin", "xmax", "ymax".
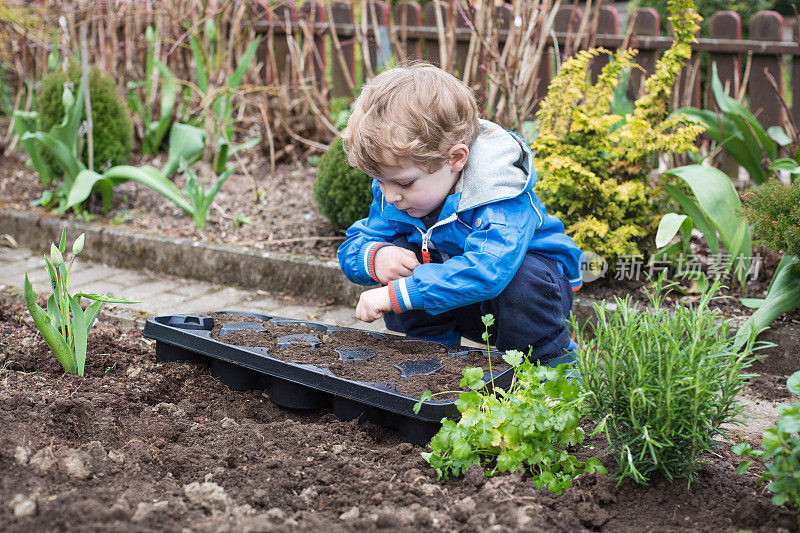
[{"xmin": 533, "ymin": 0, "xmax": 705, "ymax": 269}]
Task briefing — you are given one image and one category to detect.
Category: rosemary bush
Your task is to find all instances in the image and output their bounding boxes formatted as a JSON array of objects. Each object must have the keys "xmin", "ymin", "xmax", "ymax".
[{"xmin": 575, "ymin": 278, "xmax": 755, "ymax": 484}]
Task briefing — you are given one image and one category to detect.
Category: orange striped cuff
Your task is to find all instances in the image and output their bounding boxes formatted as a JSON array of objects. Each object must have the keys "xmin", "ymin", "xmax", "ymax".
[
  {"xmin": 367, "ymin": 242, "xmax": 392, "ymax": 283},
  {"xmin": 388, "ymin": 280, "xmax": 402, "ymax": 313}
]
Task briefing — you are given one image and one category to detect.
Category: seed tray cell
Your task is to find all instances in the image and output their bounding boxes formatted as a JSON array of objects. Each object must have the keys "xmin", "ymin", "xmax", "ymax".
[{"xmin": 143, "ymin": 311, "xmax": 575, "ymax": 444}]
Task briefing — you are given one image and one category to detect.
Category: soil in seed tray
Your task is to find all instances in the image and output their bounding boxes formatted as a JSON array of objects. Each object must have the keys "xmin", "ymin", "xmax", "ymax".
[
  {"xmin": 209, "ymin": 313, "xmax": 508, "ymax": 399},
  {"xmin": 1, "ymin": 293, "xmax": 798, "ymax": 532}
]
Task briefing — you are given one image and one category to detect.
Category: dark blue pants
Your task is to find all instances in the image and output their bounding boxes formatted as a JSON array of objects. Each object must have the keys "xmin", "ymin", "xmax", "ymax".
[{"xmin": 383, "ymin": 237, "xmax": 574, "ymax": 358}]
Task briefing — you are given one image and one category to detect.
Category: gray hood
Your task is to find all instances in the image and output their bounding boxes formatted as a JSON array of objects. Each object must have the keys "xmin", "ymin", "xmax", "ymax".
[{"xmin": 455, "ymin": 119, "xmax": 534, "ymax": 212}]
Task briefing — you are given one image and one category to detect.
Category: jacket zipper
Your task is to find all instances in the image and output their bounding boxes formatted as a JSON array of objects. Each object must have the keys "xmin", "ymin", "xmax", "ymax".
[{"xmin": 417, "ymin": 214, "xmax": 458, "ymax": 263}]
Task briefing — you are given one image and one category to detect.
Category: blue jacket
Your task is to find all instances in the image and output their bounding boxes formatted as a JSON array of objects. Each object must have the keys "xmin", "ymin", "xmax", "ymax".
[{"xmin": 338, "ymin": 120, "xmax": 584, "ymax": 316}]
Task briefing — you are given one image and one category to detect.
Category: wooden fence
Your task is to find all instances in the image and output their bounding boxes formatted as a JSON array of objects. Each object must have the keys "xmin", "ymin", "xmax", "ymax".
[
  {"xmin": 258, "ymin": 1, "xmax": 800, "ymax": 127},
  {"xmin": 10, "ymin": 1, "xmax": 800, "ymax": 128}
]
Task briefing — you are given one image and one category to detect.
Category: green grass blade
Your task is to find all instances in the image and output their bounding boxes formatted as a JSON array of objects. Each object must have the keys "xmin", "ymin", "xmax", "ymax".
[
  {"xmin": 229, "ymin": 37, "xmax": 262, "ymax": 91},
  {"xmin": 189, "ymin": 36, "xmax": 209, "ymax": 94}
]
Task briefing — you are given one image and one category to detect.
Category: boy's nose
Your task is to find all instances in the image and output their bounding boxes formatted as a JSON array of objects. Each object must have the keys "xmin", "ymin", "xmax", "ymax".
[{"xmin": 385, "ymin": 188, "xmax": 402, "ymax": 203}]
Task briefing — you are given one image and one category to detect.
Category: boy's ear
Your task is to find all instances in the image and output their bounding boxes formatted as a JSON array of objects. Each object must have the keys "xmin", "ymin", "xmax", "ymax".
[{"xmin": 448, "ymin": 144, "xmax": 470, "ymax": 172}]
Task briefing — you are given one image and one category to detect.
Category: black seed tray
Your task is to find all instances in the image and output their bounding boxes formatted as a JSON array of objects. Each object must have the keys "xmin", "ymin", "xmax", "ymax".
[{"xmin": 142, "ymin": 311, "xmax": 576, "ymax": 444}]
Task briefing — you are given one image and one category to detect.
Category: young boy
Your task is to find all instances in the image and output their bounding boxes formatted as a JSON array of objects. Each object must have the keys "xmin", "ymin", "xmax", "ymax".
[{"xmin": 337, "ymin": 63, "xmax": 583, "ymax": 358}]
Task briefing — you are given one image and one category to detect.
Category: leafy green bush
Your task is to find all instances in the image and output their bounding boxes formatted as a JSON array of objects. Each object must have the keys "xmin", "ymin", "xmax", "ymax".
[
  {"xmin": 741, "ymin": 179, "xmax": 800, "ymax": 259},
  {"xmin": 734, "ymin": 371, "xmax": 800, "ymax": 513},
  {"xmin": 38, "ymin": 63, "xmax": 133, "ymax": 173},
  {"xmin": 733, "ymin": 180, "xmax": 800, "ymax": 350},
  {"xmin": 575, "ymin": 277, "xmax": 755, "ymax": 484},
  {"xmin": 313, "ymin": 137, "xmax": 373, "ymax": 231},
  {"xmin": 413, "ymin": 315, "xmax": 605, "ymax": 494},
  {"xmin": 533, "ymin": 0, "xmax": 705, "ymax": 269}
]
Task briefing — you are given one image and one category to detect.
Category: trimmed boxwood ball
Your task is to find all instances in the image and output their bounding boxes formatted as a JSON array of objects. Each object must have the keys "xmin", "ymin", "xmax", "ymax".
[
  {"xmin": 38, "ymin": 63, "xmax": 133, "ymax": 173},
  {"xmin": 313, "ymin": 137, "xmax": 373, "ymax": 231}
]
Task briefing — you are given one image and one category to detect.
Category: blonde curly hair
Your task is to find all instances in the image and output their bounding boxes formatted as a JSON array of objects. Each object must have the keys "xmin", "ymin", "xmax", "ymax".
[{"xmin": 340, "ymin": 62, "xmax": 480, "ymax": 176}]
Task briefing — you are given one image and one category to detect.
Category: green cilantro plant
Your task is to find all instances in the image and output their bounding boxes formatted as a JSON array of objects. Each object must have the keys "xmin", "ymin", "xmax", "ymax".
[
  {"xmin": 23, "ymin": 228, "xmax": 138, "ymax": 376},
  {"xmin": 413, "ymin": 315, "xmax": 605, "ymax": 494},
  {"xmin": 734, "ymin": 371, "xmax": 800, "ymax": 515}
]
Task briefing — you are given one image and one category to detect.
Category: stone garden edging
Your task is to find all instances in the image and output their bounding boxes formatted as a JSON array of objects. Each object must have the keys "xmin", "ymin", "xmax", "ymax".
[
  {"xmin": 0, "ymin": 207, "xmax": 364, "ymax": 305},
  {"xmin": 0, "ymin": 207, "xmax": 797, "ymax": 360}
]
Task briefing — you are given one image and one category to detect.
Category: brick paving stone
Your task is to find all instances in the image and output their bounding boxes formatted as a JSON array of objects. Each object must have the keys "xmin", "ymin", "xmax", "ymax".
[
  {"xmin": 223, "ymin": 296, "xmax": 284, "ymax": 314},
  {"xmin": 175, "ymin": 287, "xmax": 261, "ymax": 315},
  {"xmin": 0, "ymin": 248, "xmax": 32, "ymax": 263},
  {"xmin": 1, "ymin": 256, "xmax": 46, "ymax": 283},
  {"xmin": 124, "ymin": 290, "xmax": 197, "ymax": 315},
  {"xmin": 102, "ymin": 269, "xmax": 159, "ymax": 291},
  {"xmin": 111, "ymin": 277, "xmax": 184, "ymax": 299},
  {"xmin": 19, "ymin": 268, "xmax": 51, "ymax": 289},
  {"xmin": 72, "ymin": 279, "xmax": 138, "ymax": 300},
  {"xmin": 0, "ymin": 246, "xmax": 372, "ymax": 335},
  {"xmin": 164, "ymin": 280, "xmax": 221, "ymax": 300},
  {"xmin": 315, "ymin": 306, "xmax": 359, "ymax": 328},
  {"xmin": 267, "ymin": 304, "xmax": 325, "ymax": 322},
  {"xmin": 63, "ymin": 263, "xmax": 115, "ymax": 289}
]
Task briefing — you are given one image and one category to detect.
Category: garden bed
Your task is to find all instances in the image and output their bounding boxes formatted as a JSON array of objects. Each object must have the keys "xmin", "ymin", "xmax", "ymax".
[
  {"xmin": 0, "ymin": 151, "xmax": 344, "ymax": 259},
  {"xmin": 1, "ymin": 296, "xmax": 798, "ymax": 532}
]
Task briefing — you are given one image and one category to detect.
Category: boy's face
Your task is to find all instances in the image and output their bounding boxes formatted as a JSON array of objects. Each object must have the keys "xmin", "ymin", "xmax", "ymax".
[{"xmin": 373, "ymin": 145, "xmax": 469, "ymax": 218}]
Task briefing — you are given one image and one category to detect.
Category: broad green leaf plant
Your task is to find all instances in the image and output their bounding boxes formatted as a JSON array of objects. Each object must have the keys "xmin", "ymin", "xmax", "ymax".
[
  {"xmin": 656, "ymin": 164, "xmax": 753, "ymax": 289},
  {"xmin": 734, "ymin": 371, "xmax": 800, "ymax": 515},
  {"xmin": 127, "ymin": 26, "xmax": 178, "ymax": 156},
  {"xmin": 178, "ymin": 158, "xmax": 236, "ymax": 230},
  {"xmin": 64, "ymin": 123, "xmax": 224, "ymax": 230},
  {"xmin": 413, "ymin": 315, "xmax": 605, "ymax": 494},
  {"xmin": 575, "ymin": 277, "xmax": 755, "ymax": 485},
  {"xmin": 14, "ymin": 76, "xmax": 87, "ymax": 209},
  {"xmin": 23, "ymin": 229, "xmax": 138, "ymax": 376},
  {"xmin": 676, "ymin": 62, "xmax": 797, "ymax": 186}
]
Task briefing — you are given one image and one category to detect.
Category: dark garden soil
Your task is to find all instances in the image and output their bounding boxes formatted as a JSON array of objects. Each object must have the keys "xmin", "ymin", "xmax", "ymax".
[
  {"xmin": 1, "ymin": 296, "xmax": 798, "ymax": 532},
  {"xmin": 208, "ymin": 313, "xmax": 508, "ymax": 400}
]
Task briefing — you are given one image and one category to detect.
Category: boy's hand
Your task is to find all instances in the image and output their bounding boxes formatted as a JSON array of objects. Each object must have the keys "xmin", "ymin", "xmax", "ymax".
[
  {"xmin": 356, "ymin": 286, "xmax": 392, "ymax": 323},
  {"xmin": 374, "ymin": 246, "xmax": 420, "ymax": 285}
]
